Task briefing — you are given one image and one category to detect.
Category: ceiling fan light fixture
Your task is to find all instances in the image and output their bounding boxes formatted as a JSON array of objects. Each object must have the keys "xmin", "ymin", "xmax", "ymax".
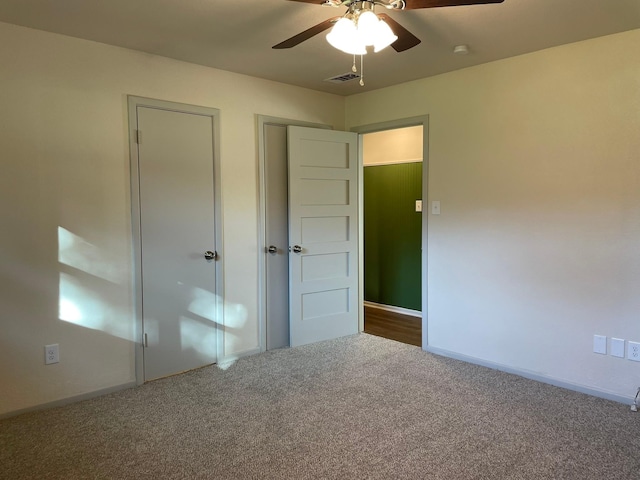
[
  {"xmin": 327, "ymin": 7, "xmax": 399, "ymax": 56},
  {"xmin": 276, "ymin": 0, "xmax": 505, "ymax": 87},
  {"xmin": 373, "ymin": 19, "xmax": 398, "ymax": 52},
  {"xmin": 326, "ymin": 16, "xmax": 367, "ymax": 55},
  {"xmin": 356, "ymin": 10, "xmax": 380, "ymax": 46}
]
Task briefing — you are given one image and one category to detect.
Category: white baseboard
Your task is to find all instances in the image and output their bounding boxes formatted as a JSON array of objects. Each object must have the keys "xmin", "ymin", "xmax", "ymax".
[
  {"xmin": 218, "ymin": 346, "xmax": 262, "ymax": 369},
  {"xmin": 364, "ymin": 301, "xmax": 422, "ymax": 318},
  {"xmin": 2, "ymin": 347, "xmax": 264, "ymax": 419},
  {"xmin": 425, "ymin": 345, "xmax": 634, "ymax": 406},
  {"xmin": 0, "ymin": 381, "xmax": 137, "ymax": 420}
]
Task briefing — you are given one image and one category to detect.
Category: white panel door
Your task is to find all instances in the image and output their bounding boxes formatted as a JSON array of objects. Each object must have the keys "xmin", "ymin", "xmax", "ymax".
[
  {"xmin": 288, "ymin": 126, "xmax": 359, "ymax": 347},
  {"xmin": 136, "ymin": 106, "xmax": 218, "ymax": 381}
]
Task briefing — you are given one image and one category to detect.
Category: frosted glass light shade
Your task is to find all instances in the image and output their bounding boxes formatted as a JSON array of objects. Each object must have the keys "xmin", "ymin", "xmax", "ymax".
[
  {"xmin": 373, "ymin": 19, "xmax": 398, "ymax": 52},
  {"xmin": 326, "ymin": 12, "xmax": 397, "ymax": 55},
  {"xmin": 357, "ymin": 11, "xmax": 379, "ymax": 46},
  {"xmin": 326, "ymin": 17, "xmax": 367, "ymax": 55}
]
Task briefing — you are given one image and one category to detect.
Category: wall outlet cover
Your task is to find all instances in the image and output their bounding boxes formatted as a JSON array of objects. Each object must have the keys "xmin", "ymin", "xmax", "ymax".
[
  {"xmin": 628, "ymin": 341, "xmax": 640, "ymax": 362},
  {"xmin": 45, "ymin": 344, "xmax": 59, "ymax": 365}
]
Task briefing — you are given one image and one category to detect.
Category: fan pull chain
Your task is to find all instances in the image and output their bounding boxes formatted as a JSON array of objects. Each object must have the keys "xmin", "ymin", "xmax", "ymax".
[{"xmin": 351, "ymin": 55, "xmax": 364, "ymax": 87}]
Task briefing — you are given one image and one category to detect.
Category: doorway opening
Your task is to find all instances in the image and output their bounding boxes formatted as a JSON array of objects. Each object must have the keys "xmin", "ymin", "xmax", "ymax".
[
  {"xmin": 362, "ymin": 126, "xmax": 423, "ymax": 347},
  {"xmin": 257, "ymin": 116, "xmax": 333, "ymax": 351},
  {"xmin": 258, "ymin": 115, "xmax": 429, "ymax": 352}
]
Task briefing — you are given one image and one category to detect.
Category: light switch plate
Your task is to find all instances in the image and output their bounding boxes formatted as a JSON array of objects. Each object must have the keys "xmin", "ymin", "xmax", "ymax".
[
  {"xmin": 593, "ymin": 335, "xmax": 607, "ymax": 355},
  {"xmin": 611, "ymin": 338, "xmax": 625, "ymax": 358},
  {"xmin": 415, "ymin": 200, "xmax": 422, "ymax": 212},
  {"xmin": 431, "ymin": 201, "xmax": 440, "ymax": 215}
]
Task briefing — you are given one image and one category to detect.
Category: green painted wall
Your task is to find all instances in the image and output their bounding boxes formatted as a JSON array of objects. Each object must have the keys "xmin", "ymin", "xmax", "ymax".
[{"xmin": 364, "ymin": 162, "xmax": 422, "ymax": 311}]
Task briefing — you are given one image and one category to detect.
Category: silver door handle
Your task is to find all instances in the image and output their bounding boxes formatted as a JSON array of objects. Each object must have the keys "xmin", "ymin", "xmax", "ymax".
[
  {"xmin": 291, "ymin": 245, "xmax": 302, "ymax": 254},
  {"xmin": 204, "ymin": 250, "xmax": 217, "ymax": 260},
  {"xmin": 267, "ymin": 245, "xmax": 277, "ymax": 254}
]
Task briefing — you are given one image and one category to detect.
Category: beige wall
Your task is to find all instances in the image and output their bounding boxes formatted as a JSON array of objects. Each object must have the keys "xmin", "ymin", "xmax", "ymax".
[
  {"xmin": 363, "ymin": 126, "xmax": 423, "ymax": 166},
  {"xmin": 0, "ymin": 22, "xmax": 345, "ymax": 416},
  {"xmin": 2, "ymin": 18, "xmax": 639, "ymax": 416},
  {"xmin": 348, "ymin": 29, "xmax": 640, "ymax": 400}
]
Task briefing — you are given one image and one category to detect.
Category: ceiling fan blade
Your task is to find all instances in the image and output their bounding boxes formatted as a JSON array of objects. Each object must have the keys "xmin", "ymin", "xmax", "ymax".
[
  {"xmin": 377, "ymin": 14, "xmax": 421, "ymax": 52},
  {"xmin": 284, "ymin": 0, "xmax": 336, "ymax": 4},
  {"xmin": 403, "ymin": 0, "xmax": 504, "ymax": 9},
  {"xmin": 273, "ymin": 17, "xmax": 341, "ymax": 49}
]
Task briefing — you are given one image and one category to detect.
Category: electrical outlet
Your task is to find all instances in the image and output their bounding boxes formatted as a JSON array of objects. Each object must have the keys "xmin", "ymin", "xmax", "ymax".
[
  {"xmin": 45, "ymin": 344, "xmax": 59, "ymax": 365},
  {"xmin": 628, "ymin": 341, "xmax": 640, "ymax": 362}
]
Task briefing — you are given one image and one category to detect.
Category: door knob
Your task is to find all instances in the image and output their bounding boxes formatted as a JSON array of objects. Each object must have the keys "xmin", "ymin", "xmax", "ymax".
[
  {"xmin": 292, "ymin": 245, "xmax": 302, "ymax": 253},
  {"xmin": 267, "ymin": 245, "xmax": 277, "ymax": 254},
  {"xmin": 204, "ymin": 250, "xmax": 217, "ymax": 261}
]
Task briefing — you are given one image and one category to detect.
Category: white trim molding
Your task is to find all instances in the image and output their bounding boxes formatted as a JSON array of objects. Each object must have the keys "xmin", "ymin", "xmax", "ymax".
[
  {"xmin": 364, "ymin": 301, "xmax": 421, "ymax": 318},
  {"xmin": 426, "ymin": 346, "xmax": 634, "ymax": 405}
]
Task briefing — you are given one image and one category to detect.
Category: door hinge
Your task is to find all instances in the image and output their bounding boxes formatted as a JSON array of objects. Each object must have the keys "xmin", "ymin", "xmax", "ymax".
[
  {"xmin": 136, "ymin": 129, "xmax": 142, "ymax": 145},
  {"xmin": 143, "ymin": 333, "xmax": 148, "ymax": 348}
]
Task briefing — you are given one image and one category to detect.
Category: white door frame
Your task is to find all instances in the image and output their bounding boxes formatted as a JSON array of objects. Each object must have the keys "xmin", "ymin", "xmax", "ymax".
[
  {"xmin": 128, "ymin": 96, "xmax": 224, "ymax": 384},
  {"xmin": 256, "ymin": 115, "xmax": 330, "ymax": 351},
  {"xmin": 351, "ymin": 115, "xmax": 430, "ymax": 348}
]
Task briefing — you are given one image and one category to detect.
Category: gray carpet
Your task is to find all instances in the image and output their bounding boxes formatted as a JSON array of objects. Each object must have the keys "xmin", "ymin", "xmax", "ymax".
[{"xmin": 2, "ymin": 333, "xmax": 639, "ymax": 479}]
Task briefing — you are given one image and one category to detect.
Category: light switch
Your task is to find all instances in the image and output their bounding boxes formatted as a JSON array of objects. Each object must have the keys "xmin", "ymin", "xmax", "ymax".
[
  {"xmin": 415, "ymin": 200, "xmax": 422, "ymax": 212},
  {"xmin": 593, "ymin": 335, "xmax": 607, "ymax": 355},
  {"xmin": 431, "ymin": 201, "xmax": 441, "ymax": 215},
  {"xmin": 611, "ymin": 338, "xmax": 625, "ymax": 358}
]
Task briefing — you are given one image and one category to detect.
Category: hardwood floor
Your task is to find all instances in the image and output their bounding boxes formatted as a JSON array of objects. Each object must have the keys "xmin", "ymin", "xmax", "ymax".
[{"xmin": 363, "ymin": 305, "xmax": 422, "ymax": 347}]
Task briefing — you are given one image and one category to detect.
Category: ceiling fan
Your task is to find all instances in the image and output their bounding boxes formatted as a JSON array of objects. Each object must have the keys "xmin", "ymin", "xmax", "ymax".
[{"xmin": 273, "ymin": 0, "xmax": 505, "ymax": 53}]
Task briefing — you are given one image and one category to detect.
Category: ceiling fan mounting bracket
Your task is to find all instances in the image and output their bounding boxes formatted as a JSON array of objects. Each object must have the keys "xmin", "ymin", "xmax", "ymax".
[{"xmin": 322, "ymin": 1, "xmax": 406, "ymax": 10}]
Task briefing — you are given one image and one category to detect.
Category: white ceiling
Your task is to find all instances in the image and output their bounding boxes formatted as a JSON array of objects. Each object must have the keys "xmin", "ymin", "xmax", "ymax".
[{"xmin": 1, "ymin": 0, "xmax": 639, "ymax": 96}]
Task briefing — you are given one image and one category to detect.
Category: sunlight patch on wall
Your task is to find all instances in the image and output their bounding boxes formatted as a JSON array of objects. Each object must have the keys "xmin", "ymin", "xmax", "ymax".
[
  {"xmin": 217, "ymin": 299, "xmax": 248, "ymax": 369},
  {"xmin": 223, "ymin": 301, "xmax": 248, "ymax": 330},
  {"xmin": 58, "ymin": 272, "xmax": 134, "ymax": 341},
  {"xmin": 59, "ymin": 297, "xmax": 82, "ymax": 323},
  {"xmin": 187, "ymin": 286, "xmax": 247, "ymax": 369},
  {"xmin": 58, "ymin": 226, "xmax": 126, "ymax": 284},
  {"xmin": 188, "ymin": 286, "xmax": 220, "ymax": 323},
  {"xmin": 179, "ymin": 316, "xmax": 217, "ymax": 359},
  {"xmin": 187, "ymin": 286, "xmax": 248, "ymax": 333}
]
